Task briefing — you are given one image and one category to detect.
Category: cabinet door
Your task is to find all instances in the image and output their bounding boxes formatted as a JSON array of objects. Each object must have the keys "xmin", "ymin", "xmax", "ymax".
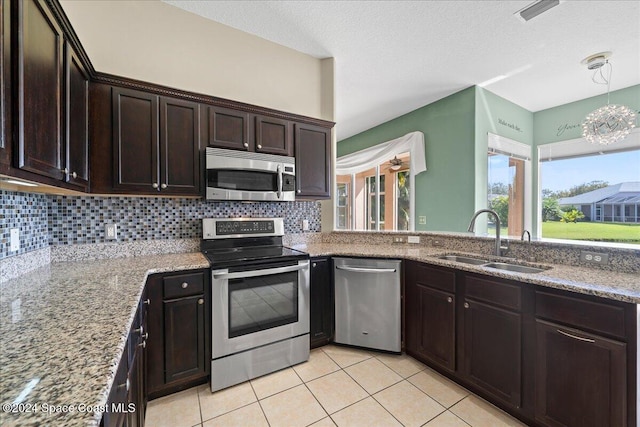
[
  {"xmin": 405, "ymin": 261, "xmax": 456, "ymax": 371},
  {"xmin": 255, "ymin": 115, "xmax": 292, "ymax": 156},
  {"xmin": 163, "ymin": 295, "xmax": 206, "ymax": 384},
  {"xmin": 462, "ymin": 299, "xmax": 522, "ymax": 408},
  {"xmin": 294, "ymin": 123, "xmax": 331, "ymax": 199},
  {"xmin": 102, "ymin": 349, "xmax": 128, "ymax": 427},
  {"xmin": 159, "ymin": 97, "xmax": 200, "ymax": 195},
  {"xmin": 112, "ymin": 87, "xmax": 159, "ymax": 192},
  {"xmin": 415, "ymin": 285, "xmax": 456, "ymax": 371},
  {"xmin": 16, "ymin": 0, "xmax": 64, "ymax": 180},
  {"xmin": 64, "ymin": 43, "xmax": 89, "ymax": 190},
  {"xmin": 535, "ymin": 319, "xmax": 626, "ymax": 427},
  {"xmin": 0, "ymin": 0, "xmax": 10, "ymax": 168},
  {"xmin": 208, "ymin": 106, "xmax": 250, "ymax": 151},
  {"xmin": 310, "ymin": 257, "xmax": 333, "ymax": 348}
]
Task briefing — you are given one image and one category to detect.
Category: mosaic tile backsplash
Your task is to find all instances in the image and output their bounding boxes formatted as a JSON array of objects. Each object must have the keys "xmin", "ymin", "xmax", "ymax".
[
  {"xmin": 0, "ymin": 190, "xmax": 321, "ymax": 259},
  {"xmin": 0, "ymin": 191, "xmax": 49, "ymax": 258}
]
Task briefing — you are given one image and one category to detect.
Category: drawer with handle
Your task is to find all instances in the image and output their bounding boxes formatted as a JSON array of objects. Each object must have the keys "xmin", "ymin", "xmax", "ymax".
[{"xmin": 163, "ymin": 272, "xmax": 205, "ymax": 299}]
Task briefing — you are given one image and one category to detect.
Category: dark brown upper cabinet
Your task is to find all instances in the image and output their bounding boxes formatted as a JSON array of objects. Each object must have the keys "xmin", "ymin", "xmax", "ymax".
[
  {"xmin": 64, "ymin": 42, "xmax": 89, "ymax": 190},
  {"xmin": 207, "ymin": 106, "xmax": 251, "ymax": 151},
  {"xmin": 160, "ymin": 97, "xmax": 201, "ymax": 195},
  {"xmin": 112, "ymin": 87, "xmax": 201, "ymax": 195},
  {"xmin": 255, "ymin": 114, "xmax": 293, "ymax": 156},
  {"xmin": 0, "ymin": 0, "xmax": 10, "ymax": 169},
  {"xmin": 294, "ymin": 123, "xmax": 331, "ymax": 199},
  {"xmin": 15, "ymin": 0, "xmax": 64, "ymax": 180}
]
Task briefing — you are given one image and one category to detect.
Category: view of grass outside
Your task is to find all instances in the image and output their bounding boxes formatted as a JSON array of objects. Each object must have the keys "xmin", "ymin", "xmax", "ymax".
[{"xmin": 542, "ymin": 222, "xmax": 640, "ymax": 244}]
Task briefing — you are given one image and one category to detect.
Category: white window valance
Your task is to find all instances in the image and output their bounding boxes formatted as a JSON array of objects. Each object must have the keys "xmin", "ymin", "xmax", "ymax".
[{"xmin": 336, "ymin": 131, "xmax": 427, "ymax": 175}]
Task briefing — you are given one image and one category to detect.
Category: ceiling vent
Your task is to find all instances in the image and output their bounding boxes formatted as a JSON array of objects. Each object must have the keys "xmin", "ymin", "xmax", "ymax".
[{"xmin": 515, "ymin": 0, "xmax": 561, "ymax": 22}]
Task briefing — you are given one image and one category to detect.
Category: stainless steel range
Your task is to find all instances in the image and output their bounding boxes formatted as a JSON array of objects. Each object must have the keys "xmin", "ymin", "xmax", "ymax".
[{"xmin": 201, "ymin": 218, "xmax": 310, "ymax": 392}]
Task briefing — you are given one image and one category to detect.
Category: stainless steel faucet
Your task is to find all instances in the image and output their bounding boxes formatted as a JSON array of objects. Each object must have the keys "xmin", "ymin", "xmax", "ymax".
[
  {"xmin": 521, "ymin": 230, "xmax": 531, "ymax": 242},
  {"xmin": 467, "ymin": 209, "xmax": 508, "ymax": 257}
]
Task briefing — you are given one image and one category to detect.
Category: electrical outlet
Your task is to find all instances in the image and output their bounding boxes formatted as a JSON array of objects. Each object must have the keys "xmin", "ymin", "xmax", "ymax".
[
  {"xmin": 580, "ymin": 250, "xmax": 609, "ymax": 265},
  {"xmin": 10, "ymin": 228, "xmax": 19, "ymax": 252},
  {"xmin": 418, "ymin": 216, "xmax": 427, "ymax": 225},
  {"xmin": 302, "ymin": 219, "xmax": 309, "ymax": 231},
  {"xmin": 407, "ymin": 236, "xmax": 420, "ymax": 244},
  {"xmin": 105, "ymin": 224, "xmax": 118, "ymax": 240},
  {"xmin": 392, "ymin": 236, "xmax": 406, "ymax": 243}
]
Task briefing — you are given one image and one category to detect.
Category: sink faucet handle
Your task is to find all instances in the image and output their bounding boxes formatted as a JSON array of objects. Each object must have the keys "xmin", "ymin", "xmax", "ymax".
[{"xmin": 521, "ymin": 229, "xmax": 531, "ymax": 242}]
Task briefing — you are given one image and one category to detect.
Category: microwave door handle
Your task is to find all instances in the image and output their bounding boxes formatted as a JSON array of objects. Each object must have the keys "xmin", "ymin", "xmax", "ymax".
[
  {"xmin": 277, "ymin": 165, "xmax": 283, "ymax": 199},
  {"xmin": 213, "ymin": 264, "xmax": 306, "ymax": 280}
]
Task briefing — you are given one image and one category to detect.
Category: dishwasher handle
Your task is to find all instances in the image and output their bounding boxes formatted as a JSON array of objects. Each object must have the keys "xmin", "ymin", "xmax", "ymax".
[{"xmin": 336, "ymin": 265, "xmax": 397, "ymax": 274}]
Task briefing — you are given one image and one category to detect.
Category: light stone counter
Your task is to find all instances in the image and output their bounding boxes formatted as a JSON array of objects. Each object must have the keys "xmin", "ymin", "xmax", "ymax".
[
  {"xmin": 0, "ymin": 252, "xmax": 209, "ymax": 427},
  {"xmin": 294, "ymin": 243, "xmax": 640, "ymax": 304}
]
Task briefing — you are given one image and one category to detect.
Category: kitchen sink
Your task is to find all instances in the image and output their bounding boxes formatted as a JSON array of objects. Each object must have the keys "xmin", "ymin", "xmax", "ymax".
[
  {"xmin": 437, "ymin": 255, "xmax": 488, "ymax": 265},
  {"xmin": 483, "ymin": 262, "xmax": 548, "ymax": 274}
]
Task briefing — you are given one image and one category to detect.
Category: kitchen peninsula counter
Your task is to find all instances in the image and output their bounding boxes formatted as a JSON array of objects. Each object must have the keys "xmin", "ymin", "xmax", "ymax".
[
  {"xmin": 295, "ymin": 243, "xmax": 640, "ymax": 304},
  {"xmin": 0, "ymin": 252, "xmax": 209, "ymax": 427}
]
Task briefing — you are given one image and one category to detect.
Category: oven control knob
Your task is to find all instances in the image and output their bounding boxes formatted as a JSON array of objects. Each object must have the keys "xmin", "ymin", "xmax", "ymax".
[
  {"xmin": 181, "ymin": 282, "xmax": 188, "ymax": 289},
  {"xmin": 198, "ymin": 299, "xmax": 204, "ymax": 305}
]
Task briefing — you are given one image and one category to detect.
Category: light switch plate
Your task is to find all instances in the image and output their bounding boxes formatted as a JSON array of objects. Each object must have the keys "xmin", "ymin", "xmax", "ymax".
[
  {"xmin": 418, "ymin": 216, "xmax": 427, "ymax": 225},
  {"xmin": 10, "ymin": 228, "xmax": 19, "ymax": 252},
  {"xmin": 302, "ymin": 219, "xmax": 309, "ymax": 231}
]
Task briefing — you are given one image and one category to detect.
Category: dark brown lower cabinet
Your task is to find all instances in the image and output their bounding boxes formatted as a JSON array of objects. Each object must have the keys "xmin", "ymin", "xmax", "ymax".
[
  {"xmin": 146, "ymin": 269, "xmax": 210, "ymax": 399},
  {"xmin": 461, "ymin": 298, "xmax": 522, "ymax": 408},
  {"xmin": 405, "ymin": 261, "xmax": 456, "ymax": 371},
  {"xmin": 310, "ymin": 257, "xmax": 333, "ymax": 348},
  {"xmin": 535, "ymin": 321, "xmax": 628, "ymax": 427}
]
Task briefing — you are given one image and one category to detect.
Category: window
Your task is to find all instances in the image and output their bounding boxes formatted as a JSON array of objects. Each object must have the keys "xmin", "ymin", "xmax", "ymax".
[
  {"xmin": 336, "ymin": 153, "xmax": 410, "ymax": 231},
  {"xmin": 334, "ymin": 131, "xmax": 427, "ymax": 231},
  {"xmin": 539, "ymin": 131, "xmax": 640, "ymax": 245},
  {"xmin": 485, "ymin": 133, "xmax": 532, "ymax": 238},
  {"xmin": 336, "ymin": 183, "xmax": 350, "ymax": 230}
]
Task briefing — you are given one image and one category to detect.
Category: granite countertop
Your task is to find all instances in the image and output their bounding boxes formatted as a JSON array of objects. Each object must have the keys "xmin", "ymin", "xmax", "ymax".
[
  {"xmin": 293, "ymin": 243, "xmax": 640, "ymax": 304},
  {"xmin": 1, "ymin": 243, "xmax": 638, "ymax": 426},
  {"xmin": 0, "ymin": 252, "xmax": 209, "ymax": 427}
]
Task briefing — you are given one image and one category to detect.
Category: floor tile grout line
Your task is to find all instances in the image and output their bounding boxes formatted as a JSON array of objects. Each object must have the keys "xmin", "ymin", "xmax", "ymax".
[
  {"xmin": 248, "ymin": 377, "xmax": 272, "ymax": 427},
  {"xmin": 445, "ymin": 409, "xmax": 474, "ymax": 427}
]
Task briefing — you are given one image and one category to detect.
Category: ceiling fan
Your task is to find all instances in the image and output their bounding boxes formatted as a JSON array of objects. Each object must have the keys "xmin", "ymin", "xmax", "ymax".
[{"xmin": 385, "ymin": 156, "xmax": 408, "ymax": 171}]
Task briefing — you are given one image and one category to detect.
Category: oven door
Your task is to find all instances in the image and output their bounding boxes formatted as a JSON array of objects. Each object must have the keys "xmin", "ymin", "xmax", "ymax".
[{"xmin": 211, "ymin": 259, "xmax": 309, "ymax": 358}]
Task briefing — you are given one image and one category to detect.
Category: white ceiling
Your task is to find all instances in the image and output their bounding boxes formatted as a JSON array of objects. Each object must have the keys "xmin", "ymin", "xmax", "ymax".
[{"xmin": 164, "ymin": 0, "xmax": 640, "ymax": 140}]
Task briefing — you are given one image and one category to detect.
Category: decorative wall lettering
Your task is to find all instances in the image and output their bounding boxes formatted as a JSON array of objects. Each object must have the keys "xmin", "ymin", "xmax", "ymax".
[
  {"xmin": 498, "ymin": 118, "xmax": 523, "ymax": 132},
  {"xmin": 556, "ymin": 123, "xmax": 582, "ymax": 137}
]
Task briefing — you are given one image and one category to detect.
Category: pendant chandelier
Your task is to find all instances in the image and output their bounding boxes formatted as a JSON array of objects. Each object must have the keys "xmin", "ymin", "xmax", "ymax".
[{"xmin": 581, "ymin": 53, "xmax": 636, "ymax": 145}]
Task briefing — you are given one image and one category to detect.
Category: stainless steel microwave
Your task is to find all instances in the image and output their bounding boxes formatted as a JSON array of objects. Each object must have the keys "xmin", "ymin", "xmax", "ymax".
[{"xmin": 205, "ymin": 147, "xmax": 296, "ymax": 201}]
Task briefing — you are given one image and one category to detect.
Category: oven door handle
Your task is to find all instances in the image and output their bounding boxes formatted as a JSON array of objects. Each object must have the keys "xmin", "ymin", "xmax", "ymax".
[
  {"xmin": 213, "ymin": 263, "xmax": 306, "ymax": 280},
  {"xmin": 276, "ymin": 165, "xmax": 283, "ymax": 199},
  {"xmin": 335, "ymin": 265, "xmax": 397, "ymax": 273}
]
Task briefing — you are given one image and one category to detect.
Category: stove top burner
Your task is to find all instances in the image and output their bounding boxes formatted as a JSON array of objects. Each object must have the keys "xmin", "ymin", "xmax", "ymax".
[{"xmin": 202, "ymin": 245, "xmax": 308, "ymax": 269}]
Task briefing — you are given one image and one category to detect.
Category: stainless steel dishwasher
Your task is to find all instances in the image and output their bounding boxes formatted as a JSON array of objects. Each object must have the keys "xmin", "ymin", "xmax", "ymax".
[{"xmin": 333, "ymin": 257, "xmax": 402, "ymax": 353}]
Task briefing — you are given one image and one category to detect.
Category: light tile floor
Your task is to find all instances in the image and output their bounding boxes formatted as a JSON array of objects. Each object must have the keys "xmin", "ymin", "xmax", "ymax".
[{"xmin": 146, "ymin": 345, "xmax": 527, "ymax": 427}]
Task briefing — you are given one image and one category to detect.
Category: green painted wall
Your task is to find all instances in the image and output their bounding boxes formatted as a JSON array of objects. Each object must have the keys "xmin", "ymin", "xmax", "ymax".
[
  {"xmin": 338, "ymin": 87, "xmax": 476, "ymax": 232},
  {"xmin": 533, "ymin": 84, "xmax": 640, "ymax": 145}
]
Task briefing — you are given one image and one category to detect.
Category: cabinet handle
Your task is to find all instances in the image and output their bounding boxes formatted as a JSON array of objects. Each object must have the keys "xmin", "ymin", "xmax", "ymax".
[
  {"xmin": 312, "ymin": 263, "xmax": 317, "ymax": 268},
  {"xmin": 152, "ymin": 183, "xmax": 159, "ymax": 189},
  {"xmin": 447, "ymin": 297, "xmax": 453, "ymax": 303},
  {"xmin": 198, "ymin": 298, "xmax": 204, "ymax": 305},
  {"xmin": 160, "ymin": 183, "xmax": 167, "ymax": 189},
  {"xmin": 144, "ymin": 299, "xmax": 150, "ymax": 306},
  {"xmin": 464, "ymin": 302, "xmax": 469, "ymax": 309},
  {"xmin": 118, "ymin": 378, "xmax": 130, "ymax": 391},
  {"xmin": 243, "ymin": 142, "xmax": 249, "ymax": 148},
  {"xmin": 139, "ymin": 340, "xmax": 146, "ymax": 348},
  {"xmin": 134, "ymin": 325, "xmax": 144, "ymax": 336},
  {"xmin": 257, "ymin": 144, "xmax": 262, "ymax": 149},
  {"xmin": 297, "ymin": 189, "xmax": 302, "ymax": 194},
  {"xmin": 181, "ymin": 282, "xmax": 188, "ymax": 289},
  {"xmin": 62, "ymin": 167, "xmax": 69, "ymax": 174},
  {"xmin": 71, "ymin": 172, "xmax": 77, "ymax": 179},
  {"xmin": 557, "ymin": 329, "xmax": 595, "ymax": 343}
]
